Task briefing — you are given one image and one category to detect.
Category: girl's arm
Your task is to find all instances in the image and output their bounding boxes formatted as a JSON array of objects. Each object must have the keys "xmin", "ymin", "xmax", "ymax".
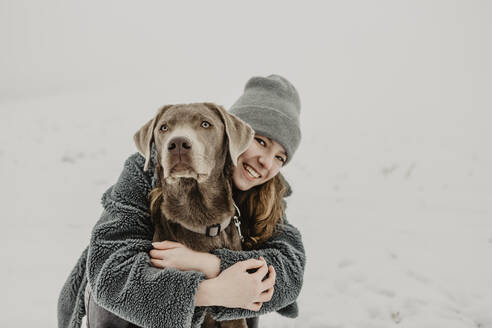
[{"xmin": 149, "ymin": 241, "xmax": 277, "ymax": 311}]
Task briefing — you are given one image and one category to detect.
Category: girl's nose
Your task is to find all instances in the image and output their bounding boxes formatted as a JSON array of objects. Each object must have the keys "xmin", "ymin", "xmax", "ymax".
[{"xmin": 258, "ymin": 154, "xmax": 273, "ymax": 170}]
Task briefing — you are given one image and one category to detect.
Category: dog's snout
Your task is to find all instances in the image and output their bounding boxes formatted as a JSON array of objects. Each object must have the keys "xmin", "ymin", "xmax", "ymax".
[{"xmin": 168, "ymin": 137, "xmax": 192, "ymax": 154}]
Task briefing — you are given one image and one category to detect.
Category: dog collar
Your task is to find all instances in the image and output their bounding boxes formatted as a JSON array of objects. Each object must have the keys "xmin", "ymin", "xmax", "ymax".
[{"xmin": 176, "ymin": 202, "xmax": 244, "ymax": 242}]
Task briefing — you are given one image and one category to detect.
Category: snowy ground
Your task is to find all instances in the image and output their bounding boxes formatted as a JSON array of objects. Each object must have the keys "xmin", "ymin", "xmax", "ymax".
[{"xmin": 1, "ymin": 1, "xmax": 491, "ymax": 327}]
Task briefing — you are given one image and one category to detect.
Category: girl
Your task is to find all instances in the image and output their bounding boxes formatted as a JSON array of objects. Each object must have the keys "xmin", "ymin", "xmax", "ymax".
[{"xmin": 58, "ymin": 74, "xmax": 305, "ymax": 328}]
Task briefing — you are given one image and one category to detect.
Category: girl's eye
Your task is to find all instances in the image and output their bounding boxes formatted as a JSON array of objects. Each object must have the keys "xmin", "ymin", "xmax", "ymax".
[
  {"xmin": 201, "ymin": 121, "xmax": 211, "ymax": 128},
  {"xmin": 276, "ymin": 155, "xmax": 286, "ymax": 164},
  {"xmin": 255, "ymin": 138, "xmax": 266, "ymax": 146},
  {"xmin": 160, "ymin": 124, "xmax": 168, "ymax": 131}
]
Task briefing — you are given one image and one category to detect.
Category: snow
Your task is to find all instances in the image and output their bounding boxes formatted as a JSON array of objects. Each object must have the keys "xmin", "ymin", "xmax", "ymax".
[{"xmin": 1, "ymin": 1, "xmax": 491, "ymax": 327}]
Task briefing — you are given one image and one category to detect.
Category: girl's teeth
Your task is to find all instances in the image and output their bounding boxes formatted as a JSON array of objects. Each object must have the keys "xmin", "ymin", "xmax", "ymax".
[{"xmin": 244, "ymin": 164, "xmax": 259, "ymax": 178}]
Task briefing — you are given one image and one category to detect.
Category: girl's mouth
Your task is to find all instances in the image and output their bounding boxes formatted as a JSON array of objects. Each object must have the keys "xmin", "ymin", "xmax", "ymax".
[{"xmin": 243, "ymin": 163, "xmax": 261, "ymax": 179}]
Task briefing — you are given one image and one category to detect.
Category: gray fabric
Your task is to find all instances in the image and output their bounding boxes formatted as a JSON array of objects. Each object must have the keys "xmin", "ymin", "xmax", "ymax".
[
  {"xmin": 229, "ymin": 74, "xmax": 301, "ymax": 164},
  {"xmin": 57, "ymin": 152, "xmax": 306, "ymax": 328},
  {"xmin": 86, "ymin": 286, "xmax": 140, "ymax": 328},
  {"xmin": 58, "ymin": 247, "xmax": 89, "ymax": 328},
  {"xmin": 86, "ymin": 290, "xmax": 259, "ymax": 328}
]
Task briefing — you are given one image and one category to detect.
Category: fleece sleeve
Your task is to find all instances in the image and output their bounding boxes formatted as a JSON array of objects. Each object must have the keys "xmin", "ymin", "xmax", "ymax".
[
  {"xmin": 209, "ymin": 217, "xmax": 306, "ymax": 320},
  {"xmin": 57, "ymin": 247, "xmax": 89, "ymax": 328},
  {"xmin": 86, "ymin": 153, "xmax": 207, "ymax": 328}
]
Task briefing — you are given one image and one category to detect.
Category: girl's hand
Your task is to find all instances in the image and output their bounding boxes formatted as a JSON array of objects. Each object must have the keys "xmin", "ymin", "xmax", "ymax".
[
  {"xmin": 149, "ymin": 240, "xmax": 221, "ymax": 278},
  {"xmin": 196, "ymin": 256, "xmax": 276, "ymax": 311}
]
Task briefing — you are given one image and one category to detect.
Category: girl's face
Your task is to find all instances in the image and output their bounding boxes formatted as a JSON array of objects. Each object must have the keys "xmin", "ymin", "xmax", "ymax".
[{"xmin": 232, "ymin": 134, "xmax": 287, "ymax": 191}]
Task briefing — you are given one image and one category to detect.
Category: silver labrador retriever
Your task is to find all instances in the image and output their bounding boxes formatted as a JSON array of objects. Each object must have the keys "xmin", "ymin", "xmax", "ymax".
[{"xmin": 136, "ymin": 102, "xmax": 254, "ymax": 328}]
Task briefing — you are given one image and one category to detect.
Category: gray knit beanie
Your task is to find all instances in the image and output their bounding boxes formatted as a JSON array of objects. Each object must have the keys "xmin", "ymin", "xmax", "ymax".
[{"xmin": 229, "ymin": 74, "xmax": 301, "ymax": 165}]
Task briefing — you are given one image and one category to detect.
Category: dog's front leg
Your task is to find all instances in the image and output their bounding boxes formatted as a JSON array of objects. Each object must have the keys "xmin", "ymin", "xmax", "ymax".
[{"xmin": 219, "ymin": 319, "xmax": 248, "ymax": 328}]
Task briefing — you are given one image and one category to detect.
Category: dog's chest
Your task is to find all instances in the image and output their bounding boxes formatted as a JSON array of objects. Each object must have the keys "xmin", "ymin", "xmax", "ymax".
[{"xmin": 153, "ymin": 219, "xmax": 242, "ymax": 252}]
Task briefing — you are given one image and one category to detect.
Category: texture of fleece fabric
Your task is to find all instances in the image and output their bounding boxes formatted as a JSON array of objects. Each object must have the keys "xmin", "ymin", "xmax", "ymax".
[{"xmin": 57, "ymin": 151, "xmax": 306, "ymax": 328}]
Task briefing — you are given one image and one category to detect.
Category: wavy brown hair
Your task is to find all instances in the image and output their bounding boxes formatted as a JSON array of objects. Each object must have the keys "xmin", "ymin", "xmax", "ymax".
[{"xmin": 234, "ymin": 173, "xmax": 289, "ymax": 250}]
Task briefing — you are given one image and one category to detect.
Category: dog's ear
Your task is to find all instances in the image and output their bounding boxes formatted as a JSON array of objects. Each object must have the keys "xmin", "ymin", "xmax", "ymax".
[
  {"xmin": 134, "ymin": 105, "xmax": 173, "ymax": 171},
  {"xmin": 205, "ymin": 103, "xmax": 254, "ymax": 166}
]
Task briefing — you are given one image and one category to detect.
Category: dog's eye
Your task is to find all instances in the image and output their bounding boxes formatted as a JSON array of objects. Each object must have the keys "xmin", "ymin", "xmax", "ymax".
[
  {"xmin": 160, "ymin": 124, "xmax": 168, "ymax": 132},
  {"xmin": 201, "ymin": 121, "xmax": 211, "ymax": 128}
]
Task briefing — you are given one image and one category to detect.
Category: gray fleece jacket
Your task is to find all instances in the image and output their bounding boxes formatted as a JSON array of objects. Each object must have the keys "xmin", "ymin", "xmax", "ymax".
[{"xmin": 57, "ymin": 152, "xmax": 306, "ymax": 328}]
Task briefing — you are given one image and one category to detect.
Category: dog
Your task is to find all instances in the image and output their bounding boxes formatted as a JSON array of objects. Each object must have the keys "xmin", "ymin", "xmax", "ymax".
[{"xmin": 134, "ymin": 102, "xmax": 254, "ymax": 328}]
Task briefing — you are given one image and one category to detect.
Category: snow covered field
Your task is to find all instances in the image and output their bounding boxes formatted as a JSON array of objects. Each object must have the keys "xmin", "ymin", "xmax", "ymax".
[{"xmin": 1, "ymin": 1, "xmax": 491, "ymax": 327}]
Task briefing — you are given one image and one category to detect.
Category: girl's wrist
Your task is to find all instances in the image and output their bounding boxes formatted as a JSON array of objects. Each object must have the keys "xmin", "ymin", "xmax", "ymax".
[
  {"xmin": 199, "ymin": 252, "xmax": 221, "ymax": 279},
  {"xmin": 195, "ymin": 278, "xmax": 220, "ymax": 307}
]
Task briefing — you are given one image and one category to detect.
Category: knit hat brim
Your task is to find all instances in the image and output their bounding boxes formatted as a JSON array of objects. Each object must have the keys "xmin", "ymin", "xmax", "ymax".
[{"xmin": 230, "ymin": 105, "xmax": 301, "ymax": 164}]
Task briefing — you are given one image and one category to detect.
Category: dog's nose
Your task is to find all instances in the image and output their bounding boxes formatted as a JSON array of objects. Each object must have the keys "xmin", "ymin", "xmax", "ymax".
[{"xmin": 168, "ymin": 137, "xmax": 192, "ymax": 154}]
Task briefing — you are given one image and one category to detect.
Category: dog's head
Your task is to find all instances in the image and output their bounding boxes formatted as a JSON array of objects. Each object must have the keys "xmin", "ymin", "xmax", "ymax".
[{"xmin": 134, "ymin": 103, "xmax": 254, "ymax": 184}]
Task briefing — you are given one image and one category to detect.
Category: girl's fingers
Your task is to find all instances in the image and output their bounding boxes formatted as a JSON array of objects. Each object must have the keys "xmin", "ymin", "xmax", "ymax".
[
  {"xmin": 248, "ymin": 302, "xmax": 263, "ymax": 312},
  {"xmin": 239, "ymin": 258, "xmax": 266, "ymax": 271},
  {"xmin": 149, "ymin": 249, "xmax": 166, "ymax": 260},
  {"xmin": 261, "ymin": 265, "xmax": 276, "ymax": 290},
  {"xmin": 152, "ymin": 240, "xmax": 182, "ymax": 250},
  {"xmin": 252, "ymin": 261, "xmax": 268, "ymax": 280},
  {"xmin": 256, "ymin": 287, "xmax": 274, "ymax": 302},
  {"xmin": 149, "ymin": 258, "xmax": 163, "ymax": 268}
]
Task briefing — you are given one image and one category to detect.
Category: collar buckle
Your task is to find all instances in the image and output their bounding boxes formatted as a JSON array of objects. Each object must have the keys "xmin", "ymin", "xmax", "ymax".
[{"xmin": 205, "ymin": 223, "xmax": 221, "ymax": 237}]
